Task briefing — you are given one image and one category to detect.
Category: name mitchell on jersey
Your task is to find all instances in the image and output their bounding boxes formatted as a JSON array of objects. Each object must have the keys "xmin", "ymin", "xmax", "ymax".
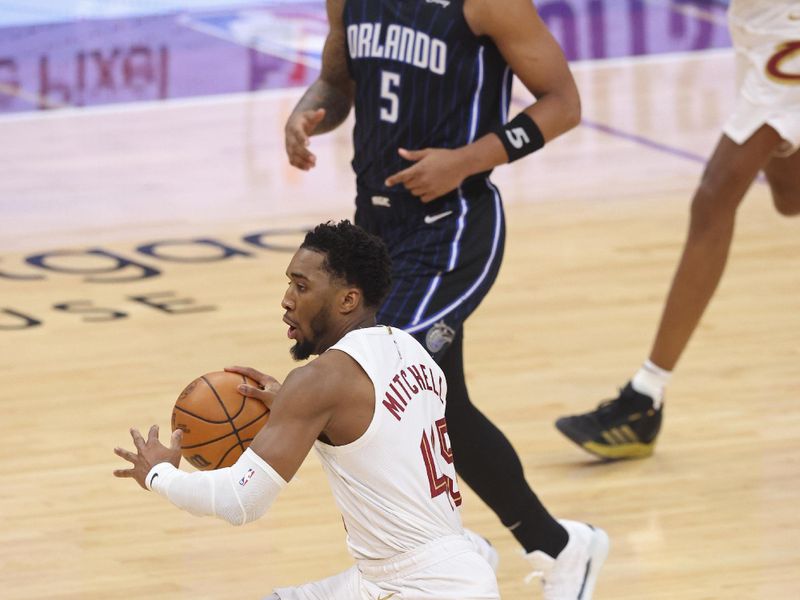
[{"xmin": 381, "ymin": 362, "xmax": 446, "ymax": 422}]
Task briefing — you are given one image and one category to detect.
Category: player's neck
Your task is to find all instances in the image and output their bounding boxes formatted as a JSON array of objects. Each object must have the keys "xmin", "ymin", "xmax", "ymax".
[
  {"xmin": 339, "ymin": 312, "xmax": 377, "ymax": 337},
  {"xmin": 319, "ymin": 313, "xmax": 377, "ymax": 353}
]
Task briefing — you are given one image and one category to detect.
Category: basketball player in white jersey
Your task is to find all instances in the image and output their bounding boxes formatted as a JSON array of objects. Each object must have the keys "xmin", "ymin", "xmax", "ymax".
[
  {"xmin": 114, "ymin": 220, "xmax": 502, "ymax": 599},
  {"xmin": 557, "ymin": 0, "xmax": 800, "ymax": 459}
]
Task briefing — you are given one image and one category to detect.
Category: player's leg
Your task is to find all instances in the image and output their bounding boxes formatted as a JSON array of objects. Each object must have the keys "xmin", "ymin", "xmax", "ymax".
[
  {"xmin": 556, "ymin": 125, "xmax": 783, "ymax": 460},
  {"xmin": 370, "ymin": 182, "xmax": 608, "ymax": 595},
  {"xmin": 360, "ymin": 536, "xmax": 500, "ymax": 599},
  {"xmin": 765, "ymin": 148, "xmax": 800, "ymax": 216},
  {"xmin": 374, "ymin": 183, "xmax": 567, "ymax": 553},
  {"xmin": 269, "ymin": 566, "xmax": 362, "ymax": 600},
  {"xmin": 441, "ymin": 327, "xmax": 568, "ymax": 556},
  {"xmin": 647, "ymin": 125, "xmax": 782, "ymax": 371},
  {"xmin": 441, "ymin": 329, "xmax": 608, "ymax": 598}
]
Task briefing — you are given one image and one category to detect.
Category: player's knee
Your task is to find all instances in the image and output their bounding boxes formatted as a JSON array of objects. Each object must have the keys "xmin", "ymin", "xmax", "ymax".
[
  {"xmin": 766, "ymin": 152, "xmax": 800, "ymax": 216},
  {"xmin": 688, "ymin": 183, "xmax": 723, "ymax": 230},
  {"xmin": 689, "ymin": 170, "xmax": 744, "ymax": 230},
  {"xmin": 770, "ymin": 184, "xmax": 800, "ymax": 217}
]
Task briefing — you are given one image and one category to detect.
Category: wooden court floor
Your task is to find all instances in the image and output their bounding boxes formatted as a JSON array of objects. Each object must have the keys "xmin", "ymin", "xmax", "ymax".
[{"xmin": 1, "ymin": 50, "xmax": 798, "ymax": 598}]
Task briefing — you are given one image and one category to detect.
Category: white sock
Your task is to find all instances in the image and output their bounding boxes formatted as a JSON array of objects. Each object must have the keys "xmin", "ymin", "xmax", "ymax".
[{"xmin": 630, "ymin": 360, "xmax": 671, "ymax": 408}]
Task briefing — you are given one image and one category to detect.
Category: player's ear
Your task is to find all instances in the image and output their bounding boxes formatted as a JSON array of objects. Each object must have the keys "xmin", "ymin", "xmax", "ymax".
[{"xmin": 339, "ymin": 287, "xmax": 362, "ymax": 314}]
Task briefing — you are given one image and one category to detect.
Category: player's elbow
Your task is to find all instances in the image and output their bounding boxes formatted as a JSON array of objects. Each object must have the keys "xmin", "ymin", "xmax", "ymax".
[
  {"xmin": 224, "ymin": 515, "xmax": 251, "ymax": 527},
  {"xmin": 562, "ymin": 93, "xmax": 582, "ymax": 133},
  {"xmin": 216, "ymin": 500, "xmax": 269, "ymax": 527}
]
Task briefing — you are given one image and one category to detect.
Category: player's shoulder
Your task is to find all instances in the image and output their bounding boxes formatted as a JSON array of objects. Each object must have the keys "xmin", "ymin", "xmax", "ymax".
[
  {"xmin": 464, "ymin": 0, "xmax": 540, "ymax": 36},
  {"xmin": 274, "ymin": 357, "xmax": 355, "ymax": 419},
  {"xmin": 292, "ymin": 349, "xmax": 364, "ymax": 392}
]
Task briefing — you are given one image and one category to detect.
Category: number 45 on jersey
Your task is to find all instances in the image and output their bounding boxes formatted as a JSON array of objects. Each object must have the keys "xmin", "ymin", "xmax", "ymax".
[{"xmin": 421, "ymin": 418, "xmax": 462, "ymax": 509}]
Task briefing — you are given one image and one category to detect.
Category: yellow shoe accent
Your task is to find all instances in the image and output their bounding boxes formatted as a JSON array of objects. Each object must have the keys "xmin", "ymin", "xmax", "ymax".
[{"xmin": 582, "ymin": 440, "xmax": 656, "ymax": 460}]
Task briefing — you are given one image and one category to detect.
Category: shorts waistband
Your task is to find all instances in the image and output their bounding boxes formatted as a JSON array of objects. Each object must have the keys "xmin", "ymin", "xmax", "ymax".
[
  {"xmin": 356, "ymin": 535, "xmax": 474, "ymax": 581},
  {"xmin": 357, "ymin": 175, "xmax": 489, "ymax": 203}
]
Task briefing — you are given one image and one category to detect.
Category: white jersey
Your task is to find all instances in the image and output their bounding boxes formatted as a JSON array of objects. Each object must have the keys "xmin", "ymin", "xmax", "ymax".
[
  {"xmin": 724, "ymin": 0, "xmax": 800, "ymax": 155},
  {"xmin": 314, "ymin": 326, "xmax": 463, "ymax": 561}
]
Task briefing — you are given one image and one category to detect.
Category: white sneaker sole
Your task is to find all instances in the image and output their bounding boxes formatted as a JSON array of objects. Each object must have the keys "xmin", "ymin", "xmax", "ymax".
[{"xmin": 578, "ymin": 525, "xmax": 610, "ymax": 599}]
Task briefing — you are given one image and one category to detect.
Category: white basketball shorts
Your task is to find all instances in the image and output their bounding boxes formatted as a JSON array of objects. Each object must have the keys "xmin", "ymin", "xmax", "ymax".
[
  {"xmin": 723, "ymin": 8, "xmax": 800, "ymax": 156},
  {"xmin": 269, "ymin": 534, "xmax": 499, "ymax": 600}
]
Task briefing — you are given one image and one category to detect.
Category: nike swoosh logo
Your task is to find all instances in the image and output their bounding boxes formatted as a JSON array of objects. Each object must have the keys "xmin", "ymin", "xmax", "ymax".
[
  {"xmin": 424, "ymin": 210, "xmax": 453, "ymax": 224},
  {"xmin": 148, "ymin": 472, "xmax": 159, "ymax": 488}
]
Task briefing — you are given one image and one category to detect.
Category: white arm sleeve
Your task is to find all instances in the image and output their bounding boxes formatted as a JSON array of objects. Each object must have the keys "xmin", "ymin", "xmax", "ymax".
[{"xmin": 145, "ymin": 448, "xmax": 287, "ymax": 526}]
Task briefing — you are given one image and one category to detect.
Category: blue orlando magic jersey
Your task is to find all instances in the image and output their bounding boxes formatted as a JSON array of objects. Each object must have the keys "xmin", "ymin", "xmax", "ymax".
[{"xmin": 343, "ymin": 0, "xmax": 512, "ymax": 195}]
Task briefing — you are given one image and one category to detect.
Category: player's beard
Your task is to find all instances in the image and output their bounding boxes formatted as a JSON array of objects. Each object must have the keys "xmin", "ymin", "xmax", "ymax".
[{"xmin": 290, "ymin": 307, "xmax": 330, "ymax": 361}]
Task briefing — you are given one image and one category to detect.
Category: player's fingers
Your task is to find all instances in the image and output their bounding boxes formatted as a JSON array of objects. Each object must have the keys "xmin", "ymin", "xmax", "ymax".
[
  {"xmin": 113, "ymin": 469, "xmax": 135, "ymax": 478},
  {"xmin": 130, "ymin": 428, "xmax": 146, "ymax": 451},
  {"xmin": 261, "ymin": 374, "xmax": 281, "ymax": 390},
  {"xmin": 301, "ymin": 152, "xmax": 317, "ymax": 168},
  {"xmin": 305, "ymin": 108, "xmax": 326, "ymax": 133},
  {"xmin": 147, "ymin": 424, "xmax": 159, "ymax": 444},
  {"xmin": 226, "ymin": 365, "xmax": 283, "ymax": 389},
  {"xmin": 398, "ymin": 147, "xmax": 429, "ymax": 161},
  {"xmin": 420, "ymin": 191, "xmax": 439, "ymax": 203},
  {"xmin": 170, "ymin": 429, "xmax": 183, "ymax": 451},
  {"xmin": 288, "ymin": 149, "xmax": 316, "ymax": 170},
  {"xmin": 288, "ymin": 156, "xmax": 310, "ymax": 171},
  {"xmin": 288, "ymin": 127, "xmax": 309, "ymax": 149},
  {"xmin": 385, "ymin": 167, "xmax": 416, "ymax": 188},
  {"xmin": 239, "ymin": 385, "xmax": 275, "ymax": 409},
  {"xmin": 225, "ymin": 365, "xmax": 265, "ymax": 380},
  {"xmin": 114, "ymin": 446, "xmax": 138, "ymax": 463},
  {"xmin": 285, "ymin": 126, "xmax": 310, "ymax": 158}
]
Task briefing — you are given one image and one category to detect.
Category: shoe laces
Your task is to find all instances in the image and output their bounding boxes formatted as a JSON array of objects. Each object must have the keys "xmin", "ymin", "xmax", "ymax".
[{"xmin": 595, "ymin": 396, "xmax": 628, "ymax": 419}]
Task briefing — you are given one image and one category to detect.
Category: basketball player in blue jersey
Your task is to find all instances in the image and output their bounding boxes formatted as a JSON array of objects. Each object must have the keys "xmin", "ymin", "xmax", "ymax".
[{"xmin": 284, "ymin": 0, "xmax": 608, "ymax": 597}]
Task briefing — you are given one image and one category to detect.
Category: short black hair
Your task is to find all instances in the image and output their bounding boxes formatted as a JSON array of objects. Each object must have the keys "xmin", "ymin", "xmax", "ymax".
[{"xmin": 301, "ymin": 220, "xmax": 392, "ymax": 308}]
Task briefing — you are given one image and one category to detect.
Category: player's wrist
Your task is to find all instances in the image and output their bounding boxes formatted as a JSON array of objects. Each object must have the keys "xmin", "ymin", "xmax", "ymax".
[
  {"xmin": 456, "ymin": 140, "xmax": 501, "ymax": 178},
  {"xmin": 493, "ymin": 113, "xmax": 545, "ymax": 163},
  {"xmin": 145, "ymin": 461, "xmax": 179, "ymax": 492}
]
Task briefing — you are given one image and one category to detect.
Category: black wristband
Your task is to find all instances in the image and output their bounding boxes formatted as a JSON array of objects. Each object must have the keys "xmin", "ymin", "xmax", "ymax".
[{"xmin": 494, "ymin": 113, "xmax": 545, "ymax": 163}]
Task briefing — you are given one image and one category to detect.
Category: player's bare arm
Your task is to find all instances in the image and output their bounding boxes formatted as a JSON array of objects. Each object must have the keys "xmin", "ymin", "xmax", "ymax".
[
  {"xmin": 285, "ymin": 0, "xmax": 355, "ymax": 170},
  {"xmin": 250, "ymin": 353, "xmax": 373, "ymax": 479},
  {"xmin": 386, "ymin": 0, "xmax": 580, "ymax": 202},
  {"xmin": 468, "ymin": 0, "xmax": 580, "ymax": 144},
  {"xmin": 247, "ymin": 356, "xmax": 360, "ymax": 481}
]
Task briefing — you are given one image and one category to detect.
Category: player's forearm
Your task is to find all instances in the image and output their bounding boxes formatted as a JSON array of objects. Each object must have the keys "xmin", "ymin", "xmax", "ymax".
[
  {"xmin": 291, "ymin": 78, "xmax": 354, "ymax": 134},
  {"xmin": 459, "ymin": 90, "xmax": 580, "ymax": 176},
  {"xmin": 146, "ymin": 448, "xmax": 286, "ymax": 526},
  {"xmin": 456, "ymin": 133, "xmax": 511, "ymax": 176},
  {"xmin": 521, "ymin": 89, "xmax": 581, "ymax": 143}
]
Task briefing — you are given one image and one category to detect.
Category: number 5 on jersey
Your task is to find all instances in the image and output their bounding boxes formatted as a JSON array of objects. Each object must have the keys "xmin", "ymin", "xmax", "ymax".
[
  {"xmin": 420, "ymin": 418, "xmax": 462, "ymax": 508},
  {"xmin": 380, "ymin": 70, "xmax": 401, "ymax": 123}
]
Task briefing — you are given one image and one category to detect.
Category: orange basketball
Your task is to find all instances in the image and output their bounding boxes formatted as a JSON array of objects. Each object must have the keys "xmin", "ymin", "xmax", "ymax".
[{"xmin": 171, "ymin": 371, "xmax": 270, "ymax": 470}]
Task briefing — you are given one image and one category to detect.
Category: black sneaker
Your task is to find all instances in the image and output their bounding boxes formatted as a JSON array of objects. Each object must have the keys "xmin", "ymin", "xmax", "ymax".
[{"xmin": 555, "ymin": 383, "xmax": 662, "ymax": 460}]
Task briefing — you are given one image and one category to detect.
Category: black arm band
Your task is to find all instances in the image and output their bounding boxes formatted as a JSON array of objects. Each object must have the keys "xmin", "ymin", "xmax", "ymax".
[{"xmin": 494, "ymin": 113, "xmax": 545, "ymax": 163}]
